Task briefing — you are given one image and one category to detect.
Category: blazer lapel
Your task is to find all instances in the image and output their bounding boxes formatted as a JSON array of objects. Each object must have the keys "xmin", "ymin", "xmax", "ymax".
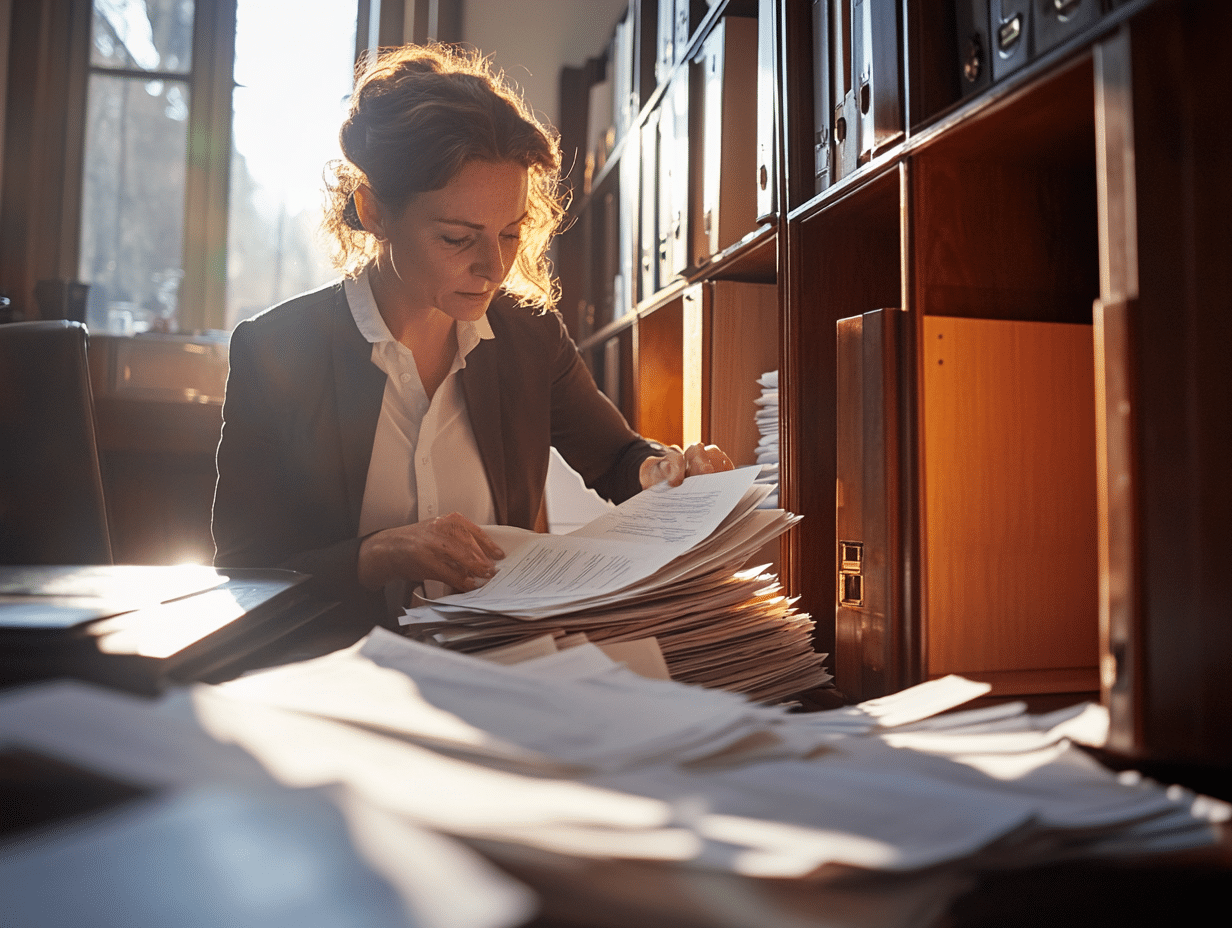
[
  {"xmin": 331, "ymin": 286, "xmax": 386, "ymax": 530},
  {"xmin": 461, "ymin": 338, "xmax": 508, "ymax": 525}
]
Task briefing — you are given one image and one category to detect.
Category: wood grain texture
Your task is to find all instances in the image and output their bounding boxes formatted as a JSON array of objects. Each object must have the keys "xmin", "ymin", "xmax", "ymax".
[
  {"xmin": 634, "ymin": 298, "xmax": 684, "ymax": 447},
  {"xmin": 922, "ymin": 316, "xmax": 1099, "ymax": 681},
  {"xmin": 705, "ymin": 281, "xmax": 779, "ymax": 465}
]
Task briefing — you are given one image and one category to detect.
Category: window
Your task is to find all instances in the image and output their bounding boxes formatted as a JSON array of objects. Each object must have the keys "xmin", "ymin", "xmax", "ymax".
[
  {"xmin": 79, "ymin": 0, "xmax": 198, "ymax": 334},
  {"xmin": 78, "ymin": 0, "xmax": 358, "ymax": 334},
  {"xmin": 226, "ymin": 0, "xmax": 359, "ymax": 328}
]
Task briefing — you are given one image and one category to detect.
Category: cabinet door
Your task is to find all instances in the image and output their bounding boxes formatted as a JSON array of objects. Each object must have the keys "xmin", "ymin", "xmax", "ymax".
[
  {"xmin": 835, "ymin": 308, "xmax": 915, "ymax": 701},
  {"xmin": 921, "ymin": 316, "xmax": 1099, "ymax": 696},
  {"xmin": 835, "ymin": 311, "xmax": 1100, "ymax": 700},
  {"xmin": 1095, "ymin": 7, "xmax": 1232, "ymax": 769}
]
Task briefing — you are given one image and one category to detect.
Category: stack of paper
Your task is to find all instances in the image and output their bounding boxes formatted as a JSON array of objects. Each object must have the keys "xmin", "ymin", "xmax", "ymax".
[
  {"xmin": 2, "ymin": 642, "xmax": 1225, "ymax": 928},
  {"xmin": 406, "ymin": 566, "xmax": 827, "ymax": 704},
  {"xmin": 402, "ymin": 467, "xmax": 830, "ymax": 703},
  {"xmin": 754, "ymin": 369, "xmax": 780, "ymax": 509}
]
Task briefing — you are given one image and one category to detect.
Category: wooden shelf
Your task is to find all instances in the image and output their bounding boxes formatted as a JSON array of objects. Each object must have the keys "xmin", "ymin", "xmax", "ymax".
[{"xmin": 558, "ymin": 0, "xmax": 1232, "ymax": 770}]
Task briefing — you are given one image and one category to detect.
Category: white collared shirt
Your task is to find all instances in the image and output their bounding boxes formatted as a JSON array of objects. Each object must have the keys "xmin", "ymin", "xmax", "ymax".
[{"xmin": 346, "ymin": 269, "xmax": 497, "ymax": 600}]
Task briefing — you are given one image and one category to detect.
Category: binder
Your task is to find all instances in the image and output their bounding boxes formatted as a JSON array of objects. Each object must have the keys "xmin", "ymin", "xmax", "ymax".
[
  {"xmin": 656, "ymin": 0, "xmax": 675, "ymax": 85},
  {"xmin": 989, "ymin": 0, "xmax": 1032, "ymax": 82},
  {"xmin": 830, "ymin": 0, "xmax": 858, "ymax": 181},
  {"xmin": 693, "ymin": 16, "xmax": 758, "ymax": 265},
  {"xmin": 657, "ymin": 71, "xmax": 691, "ymax": 286},
  {"xmin": 639, "ymin": 107, "xmax": 659, "ymax": 302},
  {"xmin": 0, "ymin": 566, "xmax": 329, "ymax": 695},
  {"xmin": 965, "ymin": 1, "xmax": 1102, "ymax": 97},
  {"xmin": 603, "ymin": 335, "xmax": 624, "ymax": 410},
  {"xmin": 610, "ymin": 6, "xmax": 635, "ymax": 145},
  {"xmin": 955, "ymin": 0, "xmax": 992, "ymax": 98},
  {"xmin": 854, "ymin": 0, "xmax": 903, "ymax": 165},
  {"xmin": 674, "ymin": 0, "xmax": 708, "ymax": 67},
  {"xmin": 584, "ymin": 76, "xmax": 613, "ymax": 193},
  {"xmin": 617, "ymin": 123, "xmax": 639, "ymax": 317},
  {"xmin": 811, "ymin": 0, "xmax": 832, "ymax": 195},
  {"xmin": 1033, "ymin": 0, "xmax": 1102, "ymax": 57},
  {"xmin": 598, "ymin": 189, "xmax": 620, "ymax": 329},
  {"xmin": 633, "ymin": 0, "xmax": 658, "ymax": 111},
  {"xmin": 757, "ymin": 0, "xmax": 780, "ymax": 218}
]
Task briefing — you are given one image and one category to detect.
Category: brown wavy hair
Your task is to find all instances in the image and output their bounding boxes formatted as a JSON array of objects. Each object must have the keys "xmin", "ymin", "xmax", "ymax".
[{"xmin": 323, "ymin": 43, "xmax": 565, "ymax": 311}]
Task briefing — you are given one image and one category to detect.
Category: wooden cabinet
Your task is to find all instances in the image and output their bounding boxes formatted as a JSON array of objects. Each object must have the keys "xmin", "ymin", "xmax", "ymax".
[
  {"xmin": 919, "ymin": 315, "xmax": 1099, "ymax": 694},
  {"xmin": 558, "ymin": 0, "xmax": 1230, "ymax": 770},
  {"xmin": 87, "ymin": 334, "xmax": 227, "ymax": 567}
]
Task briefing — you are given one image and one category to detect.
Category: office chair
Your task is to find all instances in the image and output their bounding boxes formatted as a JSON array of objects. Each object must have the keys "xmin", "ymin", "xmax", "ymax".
[{"xmin": 0, "ymin": 320, "xmax": 113, "ymax": 564}]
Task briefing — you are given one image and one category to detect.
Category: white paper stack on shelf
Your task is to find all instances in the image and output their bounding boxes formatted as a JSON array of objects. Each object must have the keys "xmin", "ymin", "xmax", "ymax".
[
  {"xmin": 401, "ymin": 466, "xmax": 830, "ymax": 703},
  {"xmin": 754, "ymin": 369, "xmax": 780, "ymax": 509},
  {"xmin": 2, "ymin": 643, "xmax": 1226, "ymax": 928}
]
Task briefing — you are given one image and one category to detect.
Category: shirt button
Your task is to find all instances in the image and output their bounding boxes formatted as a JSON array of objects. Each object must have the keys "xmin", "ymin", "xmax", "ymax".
[{"xmin": 399, "ymin": 372, "xmax": 411, "ymax": 383}]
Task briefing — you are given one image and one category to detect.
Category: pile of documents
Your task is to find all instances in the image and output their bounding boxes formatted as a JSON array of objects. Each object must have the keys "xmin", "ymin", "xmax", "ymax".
[
  {"xmin": 402, "ymin": 466, "xmax": 830, "ymax": 703},
  {"xmin": 753, "ymin": 369, "xmax": 780, "ymax": 508},
  {"xmin": 2, "ymin": 635, "xmax": 1226, "ymax": 928}
]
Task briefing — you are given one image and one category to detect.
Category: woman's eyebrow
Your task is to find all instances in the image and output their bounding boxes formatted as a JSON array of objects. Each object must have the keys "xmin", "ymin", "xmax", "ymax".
[
  {"xmin": 432, "ymin": 217, "xmax": 484, "ymax": 230},
  {"xmin": 431, "ymin": 212, "xmax": 528, "ymax": 230}
]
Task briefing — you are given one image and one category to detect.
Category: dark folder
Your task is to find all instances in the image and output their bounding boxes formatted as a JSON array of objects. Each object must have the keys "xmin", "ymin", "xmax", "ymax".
[
  {"xmin": 956, "ymin": 0, "xmax": 992, "ymax": 97},
  {"xmin": 0, "ymin": 565, "xmax": 330, "ymax": 695},
  {"xmin": 990, "ymin": 0, "xmax": 1032, "ymax": 82},
  {"xmin": 811, "ymin": 0, "xmax": 832, "ymax": 195},
  {"xmin": 1033, "ymin": 0, "xmax": 1103, "ymax": 57}
]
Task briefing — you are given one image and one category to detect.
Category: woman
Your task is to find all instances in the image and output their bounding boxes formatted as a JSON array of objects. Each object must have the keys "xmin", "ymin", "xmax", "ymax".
[{"xmin": 212, "ymin": 44, "xmax": 730, "ymax": 627}]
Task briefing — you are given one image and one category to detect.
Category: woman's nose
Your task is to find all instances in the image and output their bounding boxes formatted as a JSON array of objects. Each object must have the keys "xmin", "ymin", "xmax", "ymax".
[{"xmin": 472, "ymin": 235, "xmax": 506, "ymax": 282}]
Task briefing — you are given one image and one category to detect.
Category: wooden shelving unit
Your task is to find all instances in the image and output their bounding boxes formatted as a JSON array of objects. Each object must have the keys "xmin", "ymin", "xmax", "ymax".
[{"xmin": 558, "ymin": 0, "xmax": 1231, "ymax": 775}]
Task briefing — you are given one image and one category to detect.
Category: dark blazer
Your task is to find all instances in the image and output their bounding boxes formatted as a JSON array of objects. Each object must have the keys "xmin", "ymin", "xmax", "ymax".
[{"xmin": 212, "ymin": 282, "xmax": 657, "ymax": 621}]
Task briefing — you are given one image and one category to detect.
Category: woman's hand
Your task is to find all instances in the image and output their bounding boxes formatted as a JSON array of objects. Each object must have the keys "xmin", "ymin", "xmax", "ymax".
[
  {"xmin": 639, "ymin": 442, "xmax": 735, "ymax": 490},
  {"xmin": 357, "ymin": 513, "xmax": 505, "ymax": 592}
]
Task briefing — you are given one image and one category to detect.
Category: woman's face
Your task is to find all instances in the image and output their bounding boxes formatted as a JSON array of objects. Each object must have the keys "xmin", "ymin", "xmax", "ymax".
[{"xmin": 377, "ymin": 159, "xmax": 529, "ymax": 322}]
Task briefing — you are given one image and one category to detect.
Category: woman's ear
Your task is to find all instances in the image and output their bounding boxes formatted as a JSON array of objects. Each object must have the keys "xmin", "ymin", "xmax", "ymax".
[{"xmin": 352, "ymin": 184, "xmax": 387, "ymax": 240}]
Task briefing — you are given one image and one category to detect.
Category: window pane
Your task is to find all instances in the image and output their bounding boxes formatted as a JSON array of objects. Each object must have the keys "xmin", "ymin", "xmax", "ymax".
[
  {"xmin": 79, "ymin": 74, "xmax": 189, "ymax": 333},
  {"xmin": 225, "ymin": 0, "xmax": 358, "ymax": 328},
  {"xmin": 91, "ymin": 0, "xmax": 194, "ymax": 74}
]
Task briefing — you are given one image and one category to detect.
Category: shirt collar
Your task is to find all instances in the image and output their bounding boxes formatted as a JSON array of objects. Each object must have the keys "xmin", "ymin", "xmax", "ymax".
[{"xmin": 345, "ymin": 267, "xmax": 495, "ymax": 358}]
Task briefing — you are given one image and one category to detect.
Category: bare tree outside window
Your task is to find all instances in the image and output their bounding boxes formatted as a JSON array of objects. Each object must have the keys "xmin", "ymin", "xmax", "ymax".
[
  {"xmin": 79, "ymin": 0, "xmax": 194, "ymax": 334},
  {"xmin": 78, "ymin": 0, "xmax": 357, "ymax": 334},
  {"xmin": 226, "ymin": 0, "xmax": 357, "ymax": 328}
]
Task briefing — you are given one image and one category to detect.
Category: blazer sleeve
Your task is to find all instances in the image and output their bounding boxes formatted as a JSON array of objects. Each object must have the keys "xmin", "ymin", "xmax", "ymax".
[
  {"xmin": 212, "ymin": 316, "xmax": 378, "ymax": 619},
  {"xmin": 545, "ymin": 312, "xmax": 660, "ymax": 504}
]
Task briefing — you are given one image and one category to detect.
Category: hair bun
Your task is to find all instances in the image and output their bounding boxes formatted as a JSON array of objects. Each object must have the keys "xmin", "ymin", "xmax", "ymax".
[{"xmin": 342, "ymin": 191, "xmax": 364, "ymax": 231}]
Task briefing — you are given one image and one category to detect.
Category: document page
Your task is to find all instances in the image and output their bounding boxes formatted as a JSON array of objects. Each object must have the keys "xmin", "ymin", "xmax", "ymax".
[
  {"xmin": 425, "ymin": 468, "xmax": 761, "ymax": 615},
  {"xmin": 571, "ymin": 466, "xmax": 760, "ymax": 545}
]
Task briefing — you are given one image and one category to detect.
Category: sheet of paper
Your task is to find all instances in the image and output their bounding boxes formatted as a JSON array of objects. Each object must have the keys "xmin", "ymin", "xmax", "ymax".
[
  {"xmin": 0, "ymin": 680, "xmax": 274, "ymax": 787},
  {"xmin": 596, "ymin": 637, "xmax": 672, "ymax": 681},
  {"xmin": 424, "ymin": 468, "xmax": 762, "ymax": 615},
  {"xmin": 570, "ymin": 466, "xmax": 760, "ymax": 544}
]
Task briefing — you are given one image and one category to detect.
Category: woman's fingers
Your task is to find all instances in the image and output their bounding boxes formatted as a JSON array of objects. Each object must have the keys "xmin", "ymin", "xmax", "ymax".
[
  {"xmin": 639, "ymin": 443, "xmax": 736, "ymax": 490},
  {"xmin": 423, "ymin": 515, "xmax": 503, "ymax": 588},
  {"xmin": 639, "ymin": 445, "xmax": 687, "ymax": 489},
  {"xmin": 684, "ymin": 442, "xmax": 734, "ymax": 477},
  {"xmin": 358, "ymin": 513, "xmax": 504, "ymax": 590}
]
